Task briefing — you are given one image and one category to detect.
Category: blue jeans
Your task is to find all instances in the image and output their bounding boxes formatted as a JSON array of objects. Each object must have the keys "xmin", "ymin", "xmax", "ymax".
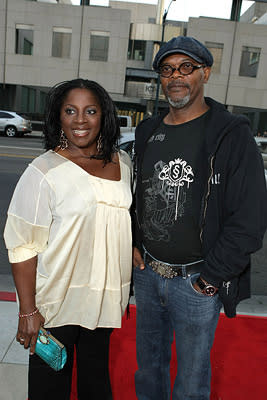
[{"xmin": 133, "ymin": 263, "xmax": 222, "ymax": 400}]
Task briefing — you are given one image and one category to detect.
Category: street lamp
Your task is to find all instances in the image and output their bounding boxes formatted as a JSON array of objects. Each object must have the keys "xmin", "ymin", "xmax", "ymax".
[{"xmin": 153, "ymin": 0, "xmax": 176, "ymax": 115}]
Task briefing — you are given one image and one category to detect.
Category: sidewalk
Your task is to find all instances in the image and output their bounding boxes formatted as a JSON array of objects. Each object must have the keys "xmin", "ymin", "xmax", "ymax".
[
  {"xmin": 0, "ymin": 275, "xmax": 28, "ymax": 400},
  {"xmin": 1, "ymin": 273, "xmax": 267, "ymax": 400}
]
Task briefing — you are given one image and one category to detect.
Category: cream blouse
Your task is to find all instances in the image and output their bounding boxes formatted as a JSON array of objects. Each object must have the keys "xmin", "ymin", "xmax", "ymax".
[{"xmin": 4, "ymin": 150, "xmax": 133, "ymax": 329}]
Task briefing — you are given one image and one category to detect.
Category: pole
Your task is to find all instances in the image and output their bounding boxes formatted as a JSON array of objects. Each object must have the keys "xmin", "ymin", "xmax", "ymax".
[
  {"xmin": 153, "ymin": 0, "xmax": 176, "ymax": 116},
  {"xmin": 77, "ymin": 1, "xmax": 85, "ymax": 77},
  {"xmin": 224, "ymin": 0, "xmax": 242, "ymax": 105},
  {"xmin": 230, "ymin": 0, "xmax": 243, "ymax": 22},
  {"xmin": 3, "ymin": 0, "xmax": 8, "ymax": 90},
  {"xmin": 153, "ymin": 12, "xmax": 166, "ymax": 116}
]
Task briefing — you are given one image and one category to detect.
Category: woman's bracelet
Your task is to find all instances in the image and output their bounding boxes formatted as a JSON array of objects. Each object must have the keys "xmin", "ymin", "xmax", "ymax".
[{"xmin": 18, "ymin": 307, "xmax": 39, "ymax": 318}]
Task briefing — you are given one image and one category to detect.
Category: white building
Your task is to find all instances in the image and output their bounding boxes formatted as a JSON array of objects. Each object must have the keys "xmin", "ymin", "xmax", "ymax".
[
  {"xmin": 1, "ymin": 0, "xmax": 267, "ymax": 133},
  {"xmin": 0, "ymin": 0, "xmax": 131, "ymax": 117}
]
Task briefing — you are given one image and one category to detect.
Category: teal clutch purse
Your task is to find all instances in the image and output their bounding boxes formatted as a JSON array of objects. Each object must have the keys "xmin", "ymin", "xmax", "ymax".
[{"xmin": 35, "ymin": 327, "xmax": 67, "ymax": 371}]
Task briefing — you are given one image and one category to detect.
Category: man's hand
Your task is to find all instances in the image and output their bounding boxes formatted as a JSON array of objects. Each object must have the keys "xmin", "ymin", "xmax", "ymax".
[
  {"xmin": 193, "ymin": 277, "xmax": 218, "ymax": 296},
  {"xmin": 133, "ymin": 247, "xmax": 145, "ymax": 270},
  {"xmin": 193, "ymin": 281, "xmax": 202, "ymax": 293}
]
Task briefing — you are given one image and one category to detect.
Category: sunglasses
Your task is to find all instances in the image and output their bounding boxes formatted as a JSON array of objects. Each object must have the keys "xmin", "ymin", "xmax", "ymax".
[{"xmin": 158, "ymin": 62, "xmax": 205, "ymax": 78}]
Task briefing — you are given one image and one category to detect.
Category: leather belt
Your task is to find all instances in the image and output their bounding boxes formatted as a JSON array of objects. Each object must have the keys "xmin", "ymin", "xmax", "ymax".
[{"xmin": 144, "ymin": 252, "xmax": 203, "ymax": 279}]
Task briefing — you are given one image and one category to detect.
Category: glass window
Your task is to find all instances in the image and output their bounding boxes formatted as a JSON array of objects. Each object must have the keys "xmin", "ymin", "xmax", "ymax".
[
  {"xmin": 128, "ymin": 40, "xmax": 146, "ymax": 61},
  {"xmin": 239, "ymin": 46, "xmax": 261, "ymax": 78},
  {"xmin": 16, "ymin": 25, "xmax": 33, "ymax": 55},
  {"xmin": 52, "ymin": 28, "xmax": 72, "ymax": 58},
  {"xmin": 205, "ymin": 42, "xmax": 224, "ymax": 74},
  {"xmin": 21, "ymin": 87, "xmax": 36, "ymax": 113},
  {"xmin": 0, "ymin": 112, "xmax": 14, "ymax": 119},
  {"xmin": 39, "ymin": 92, "xmax": 47, "ymax": 114},
  {"xmin": 89, "ymin": 32, "xmax": 110, "ymax": 62},
  {"xmin": 118, "ymin": 116, "xmax": 127, "ymax": 127}
]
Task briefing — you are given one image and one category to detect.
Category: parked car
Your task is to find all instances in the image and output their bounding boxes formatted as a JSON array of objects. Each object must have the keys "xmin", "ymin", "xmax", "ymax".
[
  {"xmin": 119, "ymin": 131, "xmax": 135, "ymax": 160},
  {"xmin": 118, "ymin": 115, "xmax": 135, "ymax": 134},
  {"xmin": 0, "ymin": 110, "xmax": 32, "ymax": 137}
]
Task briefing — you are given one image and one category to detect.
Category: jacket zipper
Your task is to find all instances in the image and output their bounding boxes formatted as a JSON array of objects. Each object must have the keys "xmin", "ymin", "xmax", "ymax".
[
  {"xmin": 199, "ymin": 155, "xmax": 232, "ymax": 296},
  {"xmin": 200, "ymin": 155, "xmax": 215, "ymax": 242}
]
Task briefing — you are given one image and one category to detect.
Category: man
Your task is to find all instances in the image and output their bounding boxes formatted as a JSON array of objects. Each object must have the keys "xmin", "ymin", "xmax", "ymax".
[{"xmin": 132, "ymin": 36, "xmax": 267, "ymax": 400}]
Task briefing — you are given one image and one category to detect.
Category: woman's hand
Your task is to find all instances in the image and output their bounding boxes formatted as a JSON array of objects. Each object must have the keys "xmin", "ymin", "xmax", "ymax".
[
  {"xmin": 16, "ymin": 310, "xmax": 45, "ymax": 355},
  {"xmin": 133, "ymin": 247, "xmax": 145, "ymax": 270},
  {"xmin": 11, "ymin": 256, "xmax": 43, "ymax": 354}
]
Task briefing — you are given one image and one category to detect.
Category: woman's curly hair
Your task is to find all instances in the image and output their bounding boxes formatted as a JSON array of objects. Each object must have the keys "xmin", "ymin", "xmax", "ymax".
[{"xmin": 43, "ymin": 78, "xmax": 120, "ymax": 164}]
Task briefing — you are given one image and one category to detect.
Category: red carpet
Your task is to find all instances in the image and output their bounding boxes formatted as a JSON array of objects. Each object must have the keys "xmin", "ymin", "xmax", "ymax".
[
  {"xmin": 0, "ymin": 291, "xmax": 16, "ymax": 302},
  {"xmin": 1, "ymin": 292, "xmax": 265, "ymax": 399},
  {"xmin": 71, "ymin": 305, "xmax": 267, "ymax": 400}
]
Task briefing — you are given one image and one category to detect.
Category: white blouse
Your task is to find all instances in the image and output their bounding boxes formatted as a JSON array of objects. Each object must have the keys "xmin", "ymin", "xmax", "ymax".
[{"xmin": 4, "ymin": 150, "xmax": 133, "ymax": 329}]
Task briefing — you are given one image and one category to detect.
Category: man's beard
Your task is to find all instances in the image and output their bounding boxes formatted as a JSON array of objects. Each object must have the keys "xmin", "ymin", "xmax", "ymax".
[
  {"xmin": 166, "ymin": 93, "xmax": 190, "ymax": 109},
  {"xmin": 165, "ymin": 82, "xmax": 191, "ymax": 109}
]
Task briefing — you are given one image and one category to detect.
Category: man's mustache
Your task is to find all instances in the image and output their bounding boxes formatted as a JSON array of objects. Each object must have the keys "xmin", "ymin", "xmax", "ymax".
[{"xmin": 166, "ymin": 82, "xmax": 190, "ymax": 90}]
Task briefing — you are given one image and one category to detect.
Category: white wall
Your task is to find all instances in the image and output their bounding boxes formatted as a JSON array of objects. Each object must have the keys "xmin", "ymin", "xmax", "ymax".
[
  {"xmin": 110, "ymin": 1, "xmax": 157, "ymax": 24},
  {"xmin": 1, "ymin": 0, "xmax": 130, "ymax": 95},
  {"xmin": 188, "ymin": 17, "xmax": 267, "ymax": 109}
]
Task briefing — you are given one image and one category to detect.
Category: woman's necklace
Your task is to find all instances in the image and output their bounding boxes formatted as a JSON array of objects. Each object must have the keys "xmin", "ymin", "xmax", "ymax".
[{"xmin": 66, "ymin": 147, "xmax": 102, "ymax": 160}]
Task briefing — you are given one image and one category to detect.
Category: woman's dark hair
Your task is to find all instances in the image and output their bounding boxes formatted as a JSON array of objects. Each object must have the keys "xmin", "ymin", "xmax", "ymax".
[{"xmin": 43, "ymin": 78, "xmax": 120, "ymax": 163}]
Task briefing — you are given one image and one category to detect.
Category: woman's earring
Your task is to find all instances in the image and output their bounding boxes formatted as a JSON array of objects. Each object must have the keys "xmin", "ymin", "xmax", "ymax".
[
  {"xmin": 59, "ymin": 129, "xmax": 68, "ymax": 150},
  {"xmin": 97, "ymin": 134, "xmax": 103, "ymax": 153}
]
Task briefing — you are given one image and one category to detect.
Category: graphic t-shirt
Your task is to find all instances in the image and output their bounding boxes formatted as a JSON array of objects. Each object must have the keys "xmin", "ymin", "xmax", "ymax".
[{"xmin": 140, "ymin": 111, "xmax": 209, "ymax": 264}]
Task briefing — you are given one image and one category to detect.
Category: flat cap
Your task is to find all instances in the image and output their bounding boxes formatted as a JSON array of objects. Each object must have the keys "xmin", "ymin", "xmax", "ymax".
[{"xmin": 153, "ymin": 36, "xmax": 213, "ymax": 71}]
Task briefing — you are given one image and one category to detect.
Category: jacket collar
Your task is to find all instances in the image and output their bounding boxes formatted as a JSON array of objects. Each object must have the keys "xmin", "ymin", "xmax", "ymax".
[{"xmin": 135, "ymin": 98, "xmax": 250, "ymax": 157}]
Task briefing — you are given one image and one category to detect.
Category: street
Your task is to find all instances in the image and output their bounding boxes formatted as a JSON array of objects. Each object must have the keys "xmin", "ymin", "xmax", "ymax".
[
  {"xmin": 0, "ymin": 134, "xmax": 44, "ymax": 274},
  {"xmin": 0, "ymin": 134, "xmax": 267, "ymax": 295}
]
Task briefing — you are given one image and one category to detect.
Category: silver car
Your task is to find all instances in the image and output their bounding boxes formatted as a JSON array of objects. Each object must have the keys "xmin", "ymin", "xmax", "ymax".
[
  {"xmin": 0, "ymin": 110, "xmax": 32, "ymax": 137},
  {"xmin": 119, "ymin": 131, "xmax": 135, "ymax": 160}
]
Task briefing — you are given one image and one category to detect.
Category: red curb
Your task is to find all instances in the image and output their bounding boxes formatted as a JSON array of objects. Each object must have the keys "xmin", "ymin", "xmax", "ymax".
[{"xmin": 0, "ymin": 291, "xmax": 16, "ymax": 302}]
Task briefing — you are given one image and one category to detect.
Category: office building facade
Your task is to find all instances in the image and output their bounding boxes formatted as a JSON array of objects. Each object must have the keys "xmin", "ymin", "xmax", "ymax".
[{"xmin": 1, "ymin": 0, "xmax": 267, "ymax": 132}]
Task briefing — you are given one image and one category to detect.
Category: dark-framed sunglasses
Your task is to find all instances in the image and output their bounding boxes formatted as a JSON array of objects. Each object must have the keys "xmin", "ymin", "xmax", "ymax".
[{"xmin": 158, "ymin": 62, "xmax": 206, "ymax": 78}]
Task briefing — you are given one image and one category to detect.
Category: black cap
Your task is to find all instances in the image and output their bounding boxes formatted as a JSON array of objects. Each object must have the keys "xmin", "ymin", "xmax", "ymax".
[{"xmin": 153, "ymin": 36, "xmax": 213, "ymax": 71}]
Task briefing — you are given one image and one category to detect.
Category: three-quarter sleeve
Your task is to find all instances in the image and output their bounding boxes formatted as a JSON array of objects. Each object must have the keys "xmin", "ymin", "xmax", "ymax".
[{"xmin": 4, "ymin": 164, "xmax": 53, "ymax": 263}]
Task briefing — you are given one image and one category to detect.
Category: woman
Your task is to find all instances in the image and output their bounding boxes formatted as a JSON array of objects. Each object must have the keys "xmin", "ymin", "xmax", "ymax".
[{"xmin": 4, "ymin": 78, "xmax": 132, "ymax": 399}]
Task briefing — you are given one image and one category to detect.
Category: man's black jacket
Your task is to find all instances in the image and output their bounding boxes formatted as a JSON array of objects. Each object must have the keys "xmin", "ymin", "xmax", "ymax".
[{"xmin": 132, "ymin": 97, "xmax": 267, "ymax": 317}]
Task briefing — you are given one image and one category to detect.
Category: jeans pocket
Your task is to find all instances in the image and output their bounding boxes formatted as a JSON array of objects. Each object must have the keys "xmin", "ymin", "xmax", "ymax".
[
  {"xmin": 133, "ymin": 264, "xmax": 147, "ymax": 281},
  {"xmin": 133, "ymin": 265, "xmax": 142, "ymax": 274},
  {"xmin": 188, "ymin": 273, "xmax": 211, "ymax": 298}
]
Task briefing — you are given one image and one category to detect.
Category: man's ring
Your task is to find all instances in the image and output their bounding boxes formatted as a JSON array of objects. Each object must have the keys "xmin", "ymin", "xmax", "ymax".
[{"xmin": 19, "ymin": 338, "xmax": 25, "ymax": 342}]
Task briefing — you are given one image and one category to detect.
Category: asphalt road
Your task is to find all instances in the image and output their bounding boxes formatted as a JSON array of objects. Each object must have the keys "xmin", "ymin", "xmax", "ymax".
[
  {"xmin": 0, "ymin": 133, "xmax": 45, "ymax": 275},
  {"xmin": 0, "ymin": 133, "xmax": 267, "ymax": 295}
]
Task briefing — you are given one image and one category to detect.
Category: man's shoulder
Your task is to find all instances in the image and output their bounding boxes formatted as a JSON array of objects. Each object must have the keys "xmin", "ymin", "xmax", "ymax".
[
  {"xmin": 135, "ymin": 114, "xmax": 164, "ymax": 147},
  {"xmin": 137, "ymin": 113, "xmax": 164, "ymax": 129},
  {"xmin": 206, "ymin": 97, "xmax": 249, "ymax": 124},
  {"xmin": 136, "ymin": 110, "xmax": 168, "ymax": 136},
  {"xmin": 205, "ymin": 97, "xmax": 251, "ymax": 136}
]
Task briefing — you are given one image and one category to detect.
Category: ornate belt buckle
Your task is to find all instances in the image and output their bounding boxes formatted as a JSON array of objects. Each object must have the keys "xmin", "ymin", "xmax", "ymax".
[{"xmin": 150, "ymin": 260, "xmax": 177, "ymax": 279}]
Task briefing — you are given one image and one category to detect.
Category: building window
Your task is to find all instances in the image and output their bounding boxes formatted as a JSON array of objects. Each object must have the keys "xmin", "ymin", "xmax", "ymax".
[
  {"xmin": 128, "ymin": 40, "xmax": 146, "ymax": 61},
  {"xmin": 52, "ymin": 27, "xmax": 72, "ymax": 58},
  {"xmin": 239, "ymin": 46, "xmax": 261, "ymax": 78},
  {"xmin": 205, "ymin": 42, "xmax": 224, "ymax": 74},
  {"xmin": 89, "ymin": 31, "xmax": 110, "ymax": 62},
  {"xmin": 0, "ymin": 111, "xmax": 15, "ymax": 119},
  {"xmin": 15, "ymin": 25, "xmax": 33, "ymax": 55},
  {"xmin": 39, "ymin": 91, "xmax": 47, "ymax": 114},
  {"xmin": 21, "ymin": 87, "xmax": 36, "ymax": 113}
]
